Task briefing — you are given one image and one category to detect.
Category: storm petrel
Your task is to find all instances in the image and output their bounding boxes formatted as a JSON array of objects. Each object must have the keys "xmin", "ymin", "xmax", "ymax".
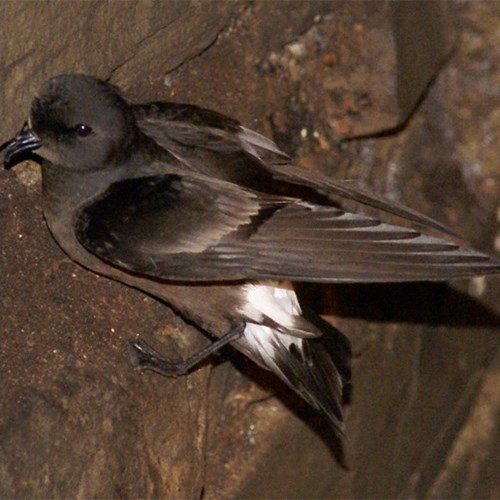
[{"xmin": 4, "ymin": 74, "xmax": 499, "ymax": 437}]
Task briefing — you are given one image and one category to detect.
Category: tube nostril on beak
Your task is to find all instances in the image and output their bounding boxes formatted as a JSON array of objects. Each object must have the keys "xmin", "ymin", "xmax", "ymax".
[{"xmin": 3, "ymin": 125, "xmax": 42, "ymax": 169}]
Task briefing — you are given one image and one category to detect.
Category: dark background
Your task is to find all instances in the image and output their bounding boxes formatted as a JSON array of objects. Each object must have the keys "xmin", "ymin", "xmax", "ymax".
[{"xmin": 1, "ymin": 1, "xmax": 498, "ymax": 497}]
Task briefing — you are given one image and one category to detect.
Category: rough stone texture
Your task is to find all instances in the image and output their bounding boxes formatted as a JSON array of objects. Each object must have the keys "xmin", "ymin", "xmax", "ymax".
[
  {"xmin": 0, "ymin": 177, "xmax": 211, "ymax": 497},
  {"xmin": 1, "ymin": 1, "xmax": 499, "ymax": 498}
]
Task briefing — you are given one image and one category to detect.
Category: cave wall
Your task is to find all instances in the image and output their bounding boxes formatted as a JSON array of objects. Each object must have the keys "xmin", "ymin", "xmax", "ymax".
[{"xmin": 1, "ymin": 1, "xmax": 499, "ymax": 498}]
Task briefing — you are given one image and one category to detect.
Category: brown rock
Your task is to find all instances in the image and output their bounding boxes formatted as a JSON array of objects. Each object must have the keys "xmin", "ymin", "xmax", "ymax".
[{"xmin": 1, "ymin": 1, "xmax": 498, "ymax": 497}]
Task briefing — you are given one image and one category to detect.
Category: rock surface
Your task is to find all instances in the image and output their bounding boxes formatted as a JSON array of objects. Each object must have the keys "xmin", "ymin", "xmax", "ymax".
[{"xmin": 1, "ymin": 1, "xmax": 498, "ymax": 497}]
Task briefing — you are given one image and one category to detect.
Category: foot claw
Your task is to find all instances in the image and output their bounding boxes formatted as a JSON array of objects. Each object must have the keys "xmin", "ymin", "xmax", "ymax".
[
  {"xmin": 126, "ymin": 339, "xmax": 185, "ymax": 376},
  {"xmin": 127, "ymin": 339, "xmax": 160, "ymax": 364}
]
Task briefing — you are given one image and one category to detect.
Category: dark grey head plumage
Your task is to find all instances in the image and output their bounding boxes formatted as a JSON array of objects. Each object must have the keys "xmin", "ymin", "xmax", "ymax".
[{"xmin": 29, "ymin": 74, "xmax": 137, "ymax": 170}]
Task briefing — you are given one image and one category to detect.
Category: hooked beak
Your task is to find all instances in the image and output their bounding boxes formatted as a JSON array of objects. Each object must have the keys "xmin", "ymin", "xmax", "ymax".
[{"xmin": 2, "ymin": 122, "xmax": 43, "ymax": 169}]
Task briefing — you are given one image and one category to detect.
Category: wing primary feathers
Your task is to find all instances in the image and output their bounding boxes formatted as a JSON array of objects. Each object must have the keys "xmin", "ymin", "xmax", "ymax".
[{"xmin": 270, "ymin": 163, "xmax": 460, "ymax": 237}]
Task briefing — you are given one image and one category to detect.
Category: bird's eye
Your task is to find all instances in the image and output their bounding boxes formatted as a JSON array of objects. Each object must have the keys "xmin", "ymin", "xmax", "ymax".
[{"xmin": 75, "ymin": 124, "xmax": 93, "ymax": 137}]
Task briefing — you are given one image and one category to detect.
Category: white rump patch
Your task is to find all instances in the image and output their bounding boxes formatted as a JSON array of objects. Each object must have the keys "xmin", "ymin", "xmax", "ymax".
[
  {"xmin": 240, "ymin": 281, "xmax": 302, "ymax": 328},
  {"xmin": 243, "ymin": 323, "xmax": 302, "ymax": 363},
  {"xmin": 238, "ymin": 281, "xmax": 305, "ymax": 369}
]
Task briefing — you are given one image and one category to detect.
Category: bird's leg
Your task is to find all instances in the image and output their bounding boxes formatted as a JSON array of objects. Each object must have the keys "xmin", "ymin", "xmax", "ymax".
[{"xmin": 127, "ymin": 321, "xmax": 245, "ymax": 376}]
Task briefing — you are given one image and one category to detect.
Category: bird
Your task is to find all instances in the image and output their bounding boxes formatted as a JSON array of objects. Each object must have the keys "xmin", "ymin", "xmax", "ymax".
[{"xmin": 2, "ymin": 74, "xmax": 499, "ymax": 438}]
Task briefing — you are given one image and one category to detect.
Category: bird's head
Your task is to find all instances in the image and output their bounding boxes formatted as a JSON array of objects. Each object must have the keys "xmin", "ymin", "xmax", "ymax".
[{"xmin": 3, "ymin": 74, "xmax": 136, "ymax": 171}]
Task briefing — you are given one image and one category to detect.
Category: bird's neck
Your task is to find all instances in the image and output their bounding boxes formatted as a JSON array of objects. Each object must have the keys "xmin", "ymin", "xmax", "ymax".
[{"xmin": 42, "ymin": 162, "xmax": 125, "ymax": 214}]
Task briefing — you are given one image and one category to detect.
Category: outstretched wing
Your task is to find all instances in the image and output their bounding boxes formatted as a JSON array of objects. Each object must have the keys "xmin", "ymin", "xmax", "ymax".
[
  {"xmin": 134, "ymin": 101, "xmax": 459, "ymax": 236},
  {"xmin": 75, "ymin": 172, "xmax": 500, "ymax": 283}
]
